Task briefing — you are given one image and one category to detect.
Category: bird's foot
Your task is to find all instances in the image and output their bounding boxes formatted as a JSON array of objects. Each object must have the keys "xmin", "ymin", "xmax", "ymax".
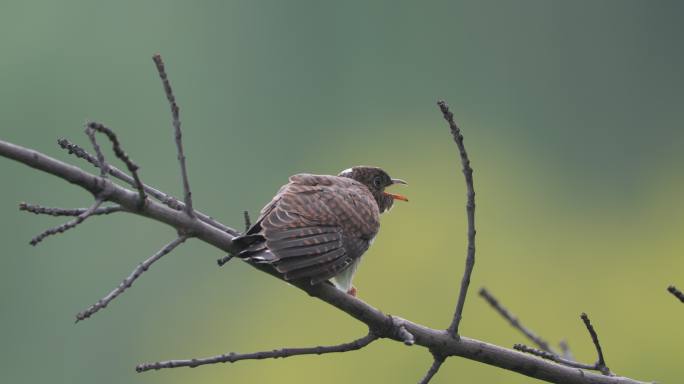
[{"xmin": 347, "ymin": 286, "xmax": 357, "ymax": 297}]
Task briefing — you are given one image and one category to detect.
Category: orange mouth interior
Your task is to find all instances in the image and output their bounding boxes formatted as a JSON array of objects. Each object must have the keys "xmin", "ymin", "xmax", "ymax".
[{"xmin": 384, "ymin": 192, "xmax": 408, "ymax": 202}]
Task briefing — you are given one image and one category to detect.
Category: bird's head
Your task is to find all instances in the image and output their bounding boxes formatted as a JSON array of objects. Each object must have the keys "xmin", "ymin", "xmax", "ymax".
[{"xmin": 338, "ymin": 166, "xmax": 408, "ymax": 213}]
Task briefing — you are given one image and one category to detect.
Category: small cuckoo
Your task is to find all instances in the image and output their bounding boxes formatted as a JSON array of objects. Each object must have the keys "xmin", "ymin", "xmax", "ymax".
[{"xmin": 233, "ymin": 166, "xmax": 407, "ymax": 296}]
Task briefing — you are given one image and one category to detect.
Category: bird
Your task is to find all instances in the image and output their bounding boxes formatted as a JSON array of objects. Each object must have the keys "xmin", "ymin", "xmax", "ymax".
[{"xmin": 232, "ymin": 166, "xmax": 407, "ymax": 296}]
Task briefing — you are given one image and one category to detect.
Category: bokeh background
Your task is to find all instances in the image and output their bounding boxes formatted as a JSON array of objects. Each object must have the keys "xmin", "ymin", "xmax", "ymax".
[{"xmin": 0, "ymin": 1, "xmax": 682, "ymax": 383}]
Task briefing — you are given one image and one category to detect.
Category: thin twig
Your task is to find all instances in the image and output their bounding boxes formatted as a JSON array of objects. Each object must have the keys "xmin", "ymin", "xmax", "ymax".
[
  {"xmin": 581, "ymin": 313, "xmax": 611, "ymax": 375},
  {"xmin": 152, "ymin": 54, "xmax": 194, "ymax": 218},
  {"xmin": 75, "ymin": 236, "xmax": 189, "ymax": 322},
  {"xmin": 29, "ymin": 198, "xmax": 105, "ymax": 246},
  {"xmin": 479, "ymin": 287, "xmax": 556, "ymax": 354},
  {"xmin": 417, "ymin": 357, "xmax": 444, "ymax": 384},
  {"xmin": 514, "ymin": 344, "xmax": 596, "ymax": 370},
  {"xmin": 559, "ymin": 340, "xmax": 574, "ymax": 361},
  {"xmin": 243, "ymin": 210, "xmax": 251, "ymax": 233},
  {"xmin": 136, "ymin": 331, "xmax": 378, "ymax": 372},
  {"xmin": 438, "ymin": 100, "xmax": 476, "ymax": 337},
  {"xmin": 668, "ymin": 285, "xmax": 684, "ymax": 303},
  {"xmin": 57, "ymin": 138, "xmax": 239, "ymax": 236},
  {"xmin": 84, "ymin": 123, "xmax": 110, "ymax": 177},
  {"xmin": 20, "ymin": 202, "xmax": 123, "ymax": 217},
  {"xmin": 85, "ymin": 122, "xmax": 146, "ymax": 208}
]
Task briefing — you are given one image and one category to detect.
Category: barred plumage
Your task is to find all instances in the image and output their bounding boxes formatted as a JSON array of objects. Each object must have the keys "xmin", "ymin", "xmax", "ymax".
[{"xmin": 233, "ymin": 167, "xmax": 407, "ymax": 295}]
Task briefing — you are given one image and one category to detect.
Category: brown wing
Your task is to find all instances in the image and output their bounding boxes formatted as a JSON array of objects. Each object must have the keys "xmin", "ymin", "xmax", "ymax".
[{"xmin": 243, "ymin": 174, "xmax": 380, "ymax": 284}]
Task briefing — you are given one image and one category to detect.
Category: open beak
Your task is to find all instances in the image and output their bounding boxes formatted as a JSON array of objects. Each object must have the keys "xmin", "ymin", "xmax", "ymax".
[{"xmin": 385, "ymin": 178, "xmax": 409, "ymax": 202}]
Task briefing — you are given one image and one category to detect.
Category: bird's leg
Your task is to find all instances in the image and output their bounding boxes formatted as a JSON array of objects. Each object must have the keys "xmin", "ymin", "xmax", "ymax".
[{"xmin": 347, "ymin": 286, "xmax": 358, "ymax": 297}]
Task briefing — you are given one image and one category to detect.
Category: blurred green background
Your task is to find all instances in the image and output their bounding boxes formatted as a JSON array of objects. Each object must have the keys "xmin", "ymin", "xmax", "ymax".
[{"xmin": 0, "ymin": 1, "xmax": 682, "ymax": 383}]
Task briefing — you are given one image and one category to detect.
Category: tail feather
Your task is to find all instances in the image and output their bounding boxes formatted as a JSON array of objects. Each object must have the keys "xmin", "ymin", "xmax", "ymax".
[
  {"xmin": 233, "ymin": 233, "xmax": 278, "ymax": 263},
  {"xmin": 241, "ymin": 248, "xmax": 278, "ymax": 263},
  {"xmin": 233, "ymin": 233, "xmax": 263, "ymax": 249}
]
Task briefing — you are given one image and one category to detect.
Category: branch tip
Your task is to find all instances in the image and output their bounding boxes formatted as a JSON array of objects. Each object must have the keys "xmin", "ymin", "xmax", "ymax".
[
  {"xmin": 668, "ymin": 285, "xmax": 684, "ymax": 303},
  {"xmin": 439, "ymin": 100, "xmax": 476, "ymax": 337},
  {"xmin": 152, "ymin": 53, "xmax": 194, "ymax": 218},
  {"xmin": 580, "ymin": 313, "xmax": 611, "ymax": 375}
]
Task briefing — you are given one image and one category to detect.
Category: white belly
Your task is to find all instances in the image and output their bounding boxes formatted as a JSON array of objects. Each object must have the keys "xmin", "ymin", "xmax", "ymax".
[{"xmin": 330, "ymin": 257, "xmax": 362, "ymax": 292}]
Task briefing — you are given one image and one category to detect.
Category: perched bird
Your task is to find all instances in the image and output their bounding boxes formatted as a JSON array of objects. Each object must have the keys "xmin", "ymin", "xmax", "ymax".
[{"xmin": 233, "ymin": 166, "xmax": 407, "ymax": 296}]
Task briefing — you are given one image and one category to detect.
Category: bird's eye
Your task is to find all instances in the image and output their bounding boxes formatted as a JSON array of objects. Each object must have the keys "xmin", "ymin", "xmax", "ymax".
[{"xmin": 372, "ymin": 175, "xmax": 384, "ymax": 188}]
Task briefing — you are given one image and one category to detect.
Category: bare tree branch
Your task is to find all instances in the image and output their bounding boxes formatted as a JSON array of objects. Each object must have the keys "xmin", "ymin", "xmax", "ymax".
[
  {"xmin": 136, "ymin": 331, "xmax": 379, "ymax": 372},
  {"xmin": 437, "ymin": 100, "xmax": 477, "ymax": 338},
  {"xmin": 514, "ymin": 344, "xmax": 596, "ymax": 370},
  {"xmin": 152, "ymin": 54, "xmax": 194, "ymax": 217},
  {"xmin": 417, "ymin": 357, "xmax": 444, "ymax": 384},
  {"xmin": 85, "ymin": 121, "xmax": 146, "ymax": 208},
  {"xmin": 495, "ymin": 305, "xmax": 612, "ymax": 375},
  {"xmin": 75, "ymin": 235, "xmax": 189, "ymax": 322},
  {"xmin": 668, "ymin": 285, "xmax": 684, "ymax": 303},
  {"xmin": 581, "ymin": 313, "xmax": 611, "ymax": 375},
  {"xmin": 20, "ymin": 202, "xmax": 123, "ymax": 217},
  {"xmin": 29, "ymin": 197, "xmax": 105, "ymax": 246},
  {"xmin": 57, "ymin": 138, "xmax": 239, "ymax": 236},
  {"xmin": 26, "ymin": 123, "xmax": 122, "ymax": 246},
  {"xmin": 479, "ymin": 287, "xmax": 557, "ymax": 354},
  {"xmin": 0, "ymin": 137, "xmax": 649, "ymax": 384}
]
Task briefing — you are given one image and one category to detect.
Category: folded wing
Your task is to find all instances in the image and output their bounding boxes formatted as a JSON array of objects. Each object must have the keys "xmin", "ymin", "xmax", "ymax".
[{"xmin": 234, "ymin": 174, "xmax": 379, "ymax": 285}]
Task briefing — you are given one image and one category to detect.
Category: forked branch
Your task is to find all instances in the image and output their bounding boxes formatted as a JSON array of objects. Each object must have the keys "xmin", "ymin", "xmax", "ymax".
[
  {"xmin": 85, "ymin": 121, "xmax": 147, "ymax": 207},
  {"xmin": 57, "ymin": 138, "xmax": 238, "ymax": 236},
  {"xmin": 479, "ymin": 287, "xmax": 557, "ymax": 354},
  {"xmin": 29, "ymin": 197, "xmax": 105, "ymax": 246},
  {"xmin": 417, "ymin": 100, "xmax": 478, "ymax": 383},
  {"xmin": 480, "ymin": 287, "xmax": 614, "ymax": 376},
  {"xmin": 75, "ymin": 235, "xmax": 189, "ymax": 322},
  {"xmin": 514, "ymin": 313, "xmax": 612, "ymax": 376}
]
